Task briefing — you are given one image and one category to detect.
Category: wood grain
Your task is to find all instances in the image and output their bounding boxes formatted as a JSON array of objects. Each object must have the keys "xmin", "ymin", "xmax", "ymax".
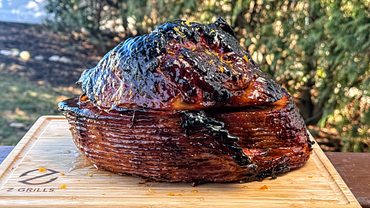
[
  {"xmin": 326, "ymin": 152, "xmax": 370, "ymax": 208},
  {"xmin": 0, "ymin": 116, "xmax": 361, "ymax": 207}
]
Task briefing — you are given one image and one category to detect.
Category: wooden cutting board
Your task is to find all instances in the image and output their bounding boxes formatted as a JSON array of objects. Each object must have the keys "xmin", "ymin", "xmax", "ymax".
[{"xmin": 0, "ymin": 116, "xmax": 361, "ymax": 207}]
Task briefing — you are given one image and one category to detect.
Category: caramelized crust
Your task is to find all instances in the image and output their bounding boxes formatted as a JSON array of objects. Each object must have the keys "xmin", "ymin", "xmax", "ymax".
[
  {"xmin": 77, "ymin": 18, "xmax": 282, "ymax": 111},
  {"xmin": 59, "ymin": 18, "xmax": 313, "ymax": 184},
  {"xmin": 59, "ymin": 90, "xmax": 311, "ymax": 183}
]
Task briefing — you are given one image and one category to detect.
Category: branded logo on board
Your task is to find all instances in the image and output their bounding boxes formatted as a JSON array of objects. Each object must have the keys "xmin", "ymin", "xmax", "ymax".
[
  {"xmin": 4, "ymin": 169, "xmax": 61, "ymax": 193},
  {"xmin": 18, "ymin": 169, "xmax": 59, "ymax": 185}
]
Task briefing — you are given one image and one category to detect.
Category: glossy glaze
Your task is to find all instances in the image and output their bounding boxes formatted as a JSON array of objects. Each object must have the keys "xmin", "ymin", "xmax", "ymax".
[
  {"xmin": 59, "ymin": 18, "xmax": 312, "ymax": 184},
  {"xmin": 59, "ymin": 90, "xmax": 311, "ymax": 183},
  {"xmin": 78, "ymin": 17, "xmax": 282, "ymax": 111}
]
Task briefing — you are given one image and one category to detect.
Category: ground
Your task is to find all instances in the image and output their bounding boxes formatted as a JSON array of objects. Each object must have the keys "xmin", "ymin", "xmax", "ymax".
[
  {"xmin": 0, "ymin": 22, "xmax": 102, "ymax": 87},
  {"xmin": 0, "ymin": 21, "xmax": 343, "ymax": 151},
  {"xmin": 0, "ymin": 21, "xmax": 103, "ymax": 145}
]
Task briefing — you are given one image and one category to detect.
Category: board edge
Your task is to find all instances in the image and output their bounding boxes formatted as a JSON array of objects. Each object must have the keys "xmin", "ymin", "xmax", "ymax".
[
  {"xmin": 0, "ymin": 116, "xmax": 66, "ymax": 189},
  {"xmin": 309, "ymin": 134, "xmax": 361, "ymax": 207},
  {"xmin": 0, "ymin": 117, "xmax": 362, "ymax": 207}
]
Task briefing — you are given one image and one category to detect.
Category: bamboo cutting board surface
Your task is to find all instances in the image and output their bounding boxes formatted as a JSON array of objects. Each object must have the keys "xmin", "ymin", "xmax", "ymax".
[{"xmin": 0, "ymin": 116, "xmax": 361, "ymax": 207}]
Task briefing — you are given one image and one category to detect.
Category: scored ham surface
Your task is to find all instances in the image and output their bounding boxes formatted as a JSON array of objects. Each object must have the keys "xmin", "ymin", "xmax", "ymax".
[{"xmin": 59, "ymin": 17, "xmax": 313, "ymax": 184}]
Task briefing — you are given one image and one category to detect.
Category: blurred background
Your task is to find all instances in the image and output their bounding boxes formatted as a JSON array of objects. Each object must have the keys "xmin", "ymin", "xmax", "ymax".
[{"xmin": 0, "ymin": 0, "xmax": 369, "ymax": 152}]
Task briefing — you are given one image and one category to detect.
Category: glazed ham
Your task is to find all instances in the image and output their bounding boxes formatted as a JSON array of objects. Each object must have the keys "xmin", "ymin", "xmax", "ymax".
[{"xmin": 59, "ymin": 17, "xmax": 313, "ymax": 184}]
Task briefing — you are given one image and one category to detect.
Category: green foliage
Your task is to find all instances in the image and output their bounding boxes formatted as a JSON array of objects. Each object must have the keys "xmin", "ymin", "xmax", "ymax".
[
  {"xmin": 44, "ymin": 0, "xmax": 370, "ymax": 152},
  {"xmin": 315, "ymin": 0, "xmax": 370, "ymax": 152},
  {"xmin": 44, "ymin": 0, "xmax": 200, "ymax": 40}
]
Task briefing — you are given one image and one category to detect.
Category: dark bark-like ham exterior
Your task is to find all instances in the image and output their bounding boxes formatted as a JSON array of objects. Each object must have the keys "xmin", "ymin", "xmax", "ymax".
[
  {"xmin": 59, "ymin": 18, "xmax": 313, "ymax": 184},
  {"xmin": 59, "ymin": 90, "xmax": 310, "ymax": 183},
  {"xmin": 77, "ymin": 17, "xmax": 282, "ymax": 111}
]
